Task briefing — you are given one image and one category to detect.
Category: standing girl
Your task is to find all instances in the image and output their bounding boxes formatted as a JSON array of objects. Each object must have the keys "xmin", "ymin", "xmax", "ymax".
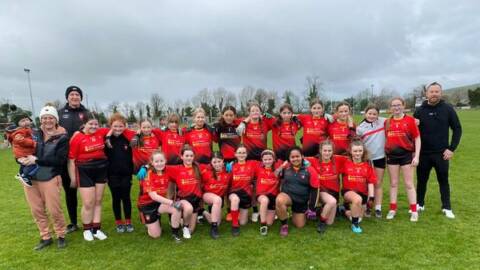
[
  {"xmin": 341, "ymin": 140, "xmax": 376, "ymax": 234},
  {"xmin": 156, "ymin": 114, "xmax": 185, "ymax": 165},
  {"xmin": 271, "ymin": 104, "xmax": 300, "ymax": 161},
  {"xmin": 356, "ymin": 105, "xmax": 386, "ymax": 218},
  {"xmin": 129, "ymin": 118, "xmax": 162, "ymax": 172},
  {"xmin": 183, "ymin": 108, "xmax": 214, "ymax": 164},
  {"xmin": 385, "ymin": 97, "xmax": 421, "ymax": 222},
  {"xmin": 296, "ymin": 98, "xmax": 331, "ymax": 157},
  {"xmin": 213, "ymin": 106, "xmax": 242, "ymax": 163},
  {"xmin": 328, "ymin": 102, "xmax": 356, "ymax": 155}
]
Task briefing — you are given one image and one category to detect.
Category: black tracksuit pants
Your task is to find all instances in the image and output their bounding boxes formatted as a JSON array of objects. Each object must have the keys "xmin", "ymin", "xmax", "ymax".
[
  {"xmin": 416, "ymin": 152, "xmax": 451, "ymax": 210},
  {"xmin": 61, "ymin": 169, "xmax": 78, "ymax": 225}
]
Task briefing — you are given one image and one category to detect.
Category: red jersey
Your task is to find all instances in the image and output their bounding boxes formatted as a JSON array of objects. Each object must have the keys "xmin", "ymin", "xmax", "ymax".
[
  {"xmin": 254, "ymin": 163, "xmax": 281, "ymax": 196},
  {"xmin": 138, "ymin": 169, "xmax": 171, "ymax": 206},
  {"xmin": 213, "ymin": 119, "xmax": 242, "ymax": 161},
  {"xmin": 297, "ymin": 114, "xmax": 330, "ymax": 157},
  {"xmin": 155, "ymin": 129, "xmax": 185, "ymax": 165},
  {"xmin": 123, "ymin": 129, "xmax": 161, "ymax": 171},
  {"xmin": 306, "ymin": 155, "xmax": 346, "ymax": 192},
  {"xmin": 384, "ymin": 115, "xmax": 420, "ymax": 156},
  {"xmin": 328, "ymin": 121, "xmax": 355, "ymax": 155},
  {"xmin": 241, "ymin": 117, "xmax": 275, "ymax": 160},
  {"xmin": 341, "ymin": 159, "xmax": 376, "ymax": 195},
  {"xmin": 69, "ymin": 128, "xmax": 109, "ymax": 162},
  {"xmin": 201, "ymin": 167, "xmax": 231, "ymax": 197},
  {"xmin": 168, "ymin": 164, "xmax": 204, "ymax": 198},
  {"xmin": 271, "ymin": 120, "xmax": 300, "ymax": 161},
  {"xmin": 230, "ymin": 160, "xmax": 259, "ymax": 196},
  {"xmin": 183, "ymin": 127, "xmax": 213, "ymax": 164}
]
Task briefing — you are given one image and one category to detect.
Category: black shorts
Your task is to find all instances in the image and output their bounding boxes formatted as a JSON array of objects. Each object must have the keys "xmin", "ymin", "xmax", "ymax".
[
  {"xmin": 342, "ymin": 190, "xmax": 368, "ymax": 205},
  {"xmin": 138, "ymin": 202, "xmax": 161, "ymax": 224},
  {"xmin": 320, "ymin": 188, "xmax": 339, "ymax": 201},
  {"xmin": 257, "ymin": 194, "xmax": 276, "ymax": 210},
  {"xmin": 291, "ymin": 200, "xmax": 308, "ymax": 214},
  {"xmin": 179, "ymin": 195, "xmax": 202, "ymax": 212},
  {"xmin": 372, "ymin": 158, "xmax": 386, "ymax": 169},
  {"xmin": 386, "ymin": 152, "xmax": 413, "ymax": 166},
  {"xmin": 229, "ymin": 190, "xmax": 252, "ymax": 209},
  {"xmin": 107, "ymin": 175, "xmax": 132, "ymax": 188},
  {"xmin": 77, "ymin": 159, "xmax": 108, "ymax": 188}
]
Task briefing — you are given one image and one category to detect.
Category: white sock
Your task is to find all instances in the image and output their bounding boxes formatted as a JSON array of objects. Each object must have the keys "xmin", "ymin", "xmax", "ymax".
[{"xmin": 375, "ymin": 205, "xmax": 382, "ymax": 211}]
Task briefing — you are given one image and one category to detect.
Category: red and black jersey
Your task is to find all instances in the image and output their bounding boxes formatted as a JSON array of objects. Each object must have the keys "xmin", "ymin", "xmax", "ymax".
[
  {"xmin": 328, "ymin": 121, "xmax": 355, "ymax": 155},
  {"xmin": 167, "ymin": 164, "xmax": 204, "ymax": 198},
  {"xmin": 138, "ymin": 169, "xmax": 171, "ymax": 206},
  {"xmin": 241, "ymin": 117, "xmax": 275, "ymax": 160},
  {"xmin": 271, "ymin": 120, "xmax": 300, "ymax": 161},
  {"xmin": 341, "ymin": 159, "xmax": 376, "ymax": 195},
  {"xmin": 69, "ymin": 128, "xmax": 109, "ymax": 163},
  {"xmin": 230, "ymin": 160, "xmax": 259, "ymax": 196},
  {"xmin": 306, "ymin": 155, "xmax": 346, "ymax": 193},
  {"xmin": 201, "ymin": 167, "xmax": 231, "ymax": 197},
  {"xmin": 154, "ymin": 128, "xmax": 185, "ymax": 165},
  {"xmin": 254, "ymin": 163, "xmax": 282, "ymax": 196},
  {"xmin": 123, "ymin": 129, "xmax": 161, "ymax": 171},
  {"xmin": 213, "ymin": 119, "xmax": 242, "ymax": 161},
  {"xmin": 183, "ymin": 127, "xmax": 214, "ymax": 164},
  {"xmin": 297, "ymin": 114, "xmax": 330, "ymax": 157},
  {"xmin": 384, "ymin": 115, "xmax": 420, "ymax": 156}
]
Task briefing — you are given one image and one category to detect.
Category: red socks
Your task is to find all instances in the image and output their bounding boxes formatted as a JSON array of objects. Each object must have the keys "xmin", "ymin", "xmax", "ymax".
[
  {"xmin": 231, "ymin": 210, "xmax": 239, "ymax": 227},
  {"xmin": 320, "ymin": 216, "xmax": 328, "ymax": 223},
  {"xmin": 83, "ymin": 223, "xmax": 92, "ymax": 231},
  {"xmin": 125, "ymin": 219, "xmax": 131, "ymax": 225},
  {"xmin": 389, "ymin": 203, "xmax": 397, "ymax": 211},
  {"xmin": 410, "ymin": 204, "xmax": 417, "ymax": 212},
  {"xmin": 115, "ymin": 220, "xmax": 124, "ymax": 225}
]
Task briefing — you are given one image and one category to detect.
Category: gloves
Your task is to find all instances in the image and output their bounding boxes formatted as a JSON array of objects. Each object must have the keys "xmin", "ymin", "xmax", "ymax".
[
  {"xmin": 225, "ymin": 161, "xmax": 234, "ymax": 173},
  {"xmin": 136, "ymin": 166, "xmax": 147, "ymax": 181}
]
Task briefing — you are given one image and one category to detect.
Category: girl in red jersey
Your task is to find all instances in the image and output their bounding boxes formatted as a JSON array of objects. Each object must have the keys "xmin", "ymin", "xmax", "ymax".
[
  {"xmin": 156, "ymin": 114, "xmax": 185, "ymax": 165},
  {"xmin": 271, "ymin": 104, "xmax": 300, "ymax": 161},
  {"xmin": 68, "ymin": 112, "xmax": 110, "ymax": 241},
  {"xmin": 296, "ymin": 98, "xmax": 332, "ymax": 157},
  {"xmin": 201, "ymin": 152, "xmax": 231, "ymax": 239},
  {"xmin": 138, "ymin": 151, "xmax": 182, "ymax": 242},
  {"xmin": 385, "ymin": 97, "xmax": 421, "ymax": 222},
  {"xmin": 255, "ymin": 150, "xmax": 283, "ymax": 235},
  {"xmin": 305, "ymin": 140, "xmax": 346, "ymax": 233},
  {"xmin": 128, "ymin": 118, "xmax": 162, "ymax": 172},
  {"xmin": 228, "ymin": 145, "xmax": 259, "ymax": 236},
  {"xmin": 183, "ymin": 108, "xmax": 214, "ymax": 164},
  {"xmin": 328, "ymin": 102, "xmax": 356, "ymax": 156},
  {"xmin": 341, "ymin": 139, "xmax": 376, "ymax": 234},
  {"xmin": 213, "ymin": 106, "xmax": 242, "ymax": 163},
  {"xmin": 168, "ymin": 145, "xmax": 204, "ymax": 239}
]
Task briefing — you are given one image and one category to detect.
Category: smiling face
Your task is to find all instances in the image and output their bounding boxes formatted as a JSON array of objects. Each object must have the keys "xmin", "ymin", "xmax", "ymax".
[
  {"xmin": 222, "ymin": 109, "xmax": 235, "ymax": 125},
  {"xmin": 320, "ymin": 144, "xmax": 333, "ymax": 161},
  {"xmin": 280, "ymin": 107, "xmax": 293, "ymax": 122},
  {"xmin": 18, "ymin": 118, "xmax": 32, "ymax": 128},
  {"xmin": 111, "ymin": 120, "xmax": 126, "ymax": 136},
  {"xmin": 310, "ymin": 103, "xmax": 324, "ymax": 117},
  {"xmin": 261, "ymin": 153, "xmax": 275, "ymax": 168},
  {"xmin": 235, "ymin": 146, "xmax": 248, "ymax": 162},
  {"xmin": 426, "ymin": 84, "xmax": 442, "ymax": 105},
  {"xmin": 40, "ymin": 115, "xmax": 57, "ymax": 130},
  {"xmin": 336, "ymin": 105, "xmax": 350, "ymax": 121},
  {"xmin": 194, "ymin": 112, "xmax": 206, "ymax": 128},
  {"xmin": 249, "ymin": 105, "xmax": 262, "ymax": 121},
  {"xmin": 365, "ymin": 108, "xmax": 379, "ymax": 122},
  {"xmin": 84, "ymin": 119, "xmax": 99, "ymax": 134},
  {"xmin": 67, "ymin": 91, "xmax": 82, "ymax": 108},
  {"xmin": 211, "ymin": 157, "xmax": 224, "ymax": 172},
  {"xmin": 351, "ymin": 145, "xmax": 364, "ymax": 162},
  {"xmin": 181, "ymin": 150, "xmax": 195, "ymax": 166},
  {"xmin": 288, "ymin": 149, "xmax": 303, "ymax": 168},
  {"xmin": 140, "ymin": 120, "xmax": 152, "ymax": 136},
  {"xmin": 152, "ymin": 153, "xmax": 166, "ymax": 172},
  {"xmin": 390, "ymin": 99, "xmax": 405, "ymax": 116}
]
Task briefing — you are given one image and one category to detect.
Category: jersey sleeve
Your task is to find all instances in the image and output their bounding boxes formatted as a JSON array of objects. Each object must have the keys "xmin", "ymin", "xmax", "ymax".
[
  {"xmin": 333, "ymin": 155, "xmax": 347, "ymax": 172},
  {"xmin": 152, "ymin": 128, "xmax": 164, "ymax": 144},
  {"xmin": 122, "ymin": 129, "xmax": 137, "ymax": 141},
  {"xmin": 165, "ymin": 165, "xmax": 178, "ymax": 183},
  {"xmin": 96, "ymin": 127, "xmax": 110, "ymax": 138},
  {"xmin": 262, "ymin": 116, "xmax": 275, "ymax": 130}
]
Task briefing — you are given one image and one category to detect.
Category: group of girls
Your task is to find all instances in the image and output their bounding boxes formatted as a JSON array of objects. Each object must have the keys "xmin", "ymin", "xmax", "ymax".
[{"xmin": 67, "ymin": 96, "xmax": 421, "ymax": 242}]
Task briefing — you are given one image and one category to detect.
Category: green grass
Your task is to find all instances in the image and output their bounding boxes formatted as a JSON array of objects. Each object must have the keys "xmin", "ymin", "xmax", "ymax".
[{"xmin": 1, "ymin": 110, "xmax": 480, "ymax": 269}]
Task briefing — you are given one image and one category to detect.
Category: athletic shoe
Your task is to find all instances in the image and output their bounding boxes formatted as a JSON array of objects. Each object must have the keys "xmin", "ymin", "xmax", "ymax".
[
  {"xmin": 210, "ymin": 226, "xmax": 219, "ymax": 239},
  {"xmin": 66, "ymin": 224, "xmax": 78, "ymax": 234},
  {"xmin": 83, "ymin": 230, "xmax": 94, "ymax": 241},
  {"xmin": 197, "ymin": 214, "xmax": 205, "ymax": 224},
  {"xmin": 442, "ymin": 209, "xmax": 455, "ymax": 219},
  {"xmin": 15, "ymin": 173, "xmax": 33, "ymax": 188},
  {"xmin": 410, "ymin": 212, "xmax": 419, "ymax": 222},
  {"xmin": 305, "ymin": 209, "xmax": 317, "ymax": 221},
  {"xmin": 231, "ymin": 226, "xmax": 240, "ymax": 237},
  {"xmin": 182, "ymin": 227, "xmax": 191, "ymax": 239},
  {"xmin": 386, "ymin": 210, "xmax": 396, "ymax": 220},
  {"xmin": 126, "ymin": 224, "xmax": 134, "ymax": 233},
  {"xmin": 417, "ymin": 204, "xmax": 425, "ymax": 212},
  {"xmin": 364, "ymin": 208, "xmax": 372, "ymax": 218},
  {"xmin": 280, "ymin": 224, "xmax": 289, "ymax": 237},
  {"xmin": 172, "ymin": 233, "xmax": 182, "ymax": 243},
  {"xmin": 34, "ymin": 238, "xmax": 53, "ymax": 251},
  {"xmin": 260, "ymin": 225, "xmax": 268, "ymax": 236},
  {"xmin": 251, "ymin": 212, "xmax": 259, "ymax": 223},
  {"xmin": 57, "ymin": 237, "xmax": 67, "ymax": 249},
  {"xmin": 116, "ymin": 224, "xmax": 126, "ymax": 233},
  {"xmin": 316, "ymin": 222, "xmax": 327, "ymax": 234},
  {"xmin": 226, "ymin": 213, "xmax": 232, "ymax": 222},
  {"xmin": 351, "ymin": 224, "xmax": 362, "ymax": 234},
  {"xmin": 93, "ymin": 230, "xmax": 108, "ymax": 240},
  {"xmin": 375, "ymin": 210, "xmax": 382, "ymax": 218}
]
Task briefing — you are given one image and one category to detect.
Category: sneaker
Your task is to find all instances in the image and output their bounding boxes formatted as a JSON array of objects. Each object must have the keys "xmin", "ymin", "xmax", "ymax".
[
  {"xmin": 83, "ymin": 230, "xmax": 94, "ymax": 241},
  {"xmin": 93, "ymin": 230, "xmax": 108, "ymax": 240},
  {"xmin": 172, "ymin": 233, "xmax": 182, "ymax": 243},
  {"xmin": 417, "ymin": 205, "xmax": 425, "ymax": 212},
  {"xmin": 116, "ymin": 224, "xmax": 126, "ymax": 233},
  {"xmin": 66, "ymin": 224, "xmax": 78, "ymax": 234},
  {"xmin": 280, "ymin": 224, "xmax": 289, "ymax": 237},
  {"xmin": 197, "ymin": 215, "xmax": 205, "ymax": 224},
  {"xmin": 305, "ymin": 209, "xmax": 317, "ymax": 221},
  {"xmin": 226, "ymin": 213, "xmax": 232, "ymax": 222},
  {"xmin": 375, "ymin": 209, "xmax": 382, "ymax": 218},
  {"xmin": 231, "ymin": 226, "xmax": 240, "ymax": 237},
  {"xmin": 364, "ymin": 208, "xmax": 372, "ymax": 218},
  {"xmin": 260, "ymin": 225, "xmax": 268, "ymax": 236},
  {"xmin": 410, "ymin": 212, "xmax": 419, "ymax": 222},
  {"xmin": 182, "ymin": 227, "xmax": 191, "ymax": 239},
  {"xmin": 15, "ymin": 173, "xmax": 33, "ymax": 188},
  {"xmin": 251, "ymin": 212, "xmax": 259, "ymax": 223},
  {"xmin": 316, "ymin": 222, "xmax": 327, "ymax": 234},
  {"xmin": 57, "ymin": 237, "xmax": 67, "ymax": 249},
  {"xmin": 126, "ymin": 224, "xmax": 134, "ymax": 233},
  {"xmin": 386, "ymin": 210, "xmax": 396, "ymax": 220},
  {"xmin": 351, "ymin": 224, "xmax": 363, "ymax": 234},
  {"xmin": 34, "ymin": 238, "xmax": 53, "ymax": 250},
  {"xmin": 210, "ymin": 226, "xmax": 219, "ymax": 239},
  {"xmin": 442, "ymin": 209, "xmax": 455, "ymax": 219}
]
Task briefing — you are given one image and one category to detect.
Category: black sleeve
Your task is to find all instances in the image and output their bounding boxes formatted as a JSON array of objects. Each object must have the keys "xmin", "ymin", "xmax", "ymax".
[
  {"xmin": 448, "ymin": 107, "xmax": 462, "ymax": 152},
  {"xmin": 413, "ymin": 107, "xmax": 420, "ymax": 119},
  {"xmin": 36, "ymin": 137, "xmax": 69, "ymax": 167}
]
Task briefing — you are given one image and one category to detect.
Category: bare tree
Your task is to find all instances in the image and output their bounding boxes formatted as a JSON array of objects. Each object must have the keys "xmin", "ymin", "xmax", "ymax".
[
  {"xmin": 238, "ymin": 86, "xmax": 256, "ymax": 115},
  {"xmin": 135, "ymin": 102, "xmax": 145, "ymax": 120},
  {"xmin": 150, "ymin": 93, "xmax": 164, "ymax": 120},
  {"xmin": 212, "ymin": 87, "xmax": 228, "ymax": 112},
  {"xmin": 305, "ymin": 75, "xmax": 324, "ymax": 103},
  {"xmin": 108, "ymin": 101, "xmax": 120, "ymax": 114},
  {"xmin": 224, "ymin": 92, "xmax": 237, "ymax": 108},
  {"xmin": 254, "ymin": 88, "xmax": 269, "ymax": 112}
]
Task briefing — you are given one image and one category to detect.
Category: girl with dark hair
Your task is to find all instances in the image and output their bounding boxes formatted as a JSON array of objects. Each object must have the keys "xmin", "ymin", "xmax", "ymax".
[
  {"xmin": 213, "ymin": 106, "xmax": 242, "ymax": 163},
  {"xmin": 271, "ymin": 104, "xmax": 300, "ymax": 161}
]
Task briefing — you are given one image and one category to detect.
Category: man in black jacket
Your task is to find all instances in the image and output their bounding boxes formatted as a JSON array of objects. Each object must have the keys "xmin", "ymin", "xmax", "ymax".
[
  {"xmin": 414, "ymin": 82, "xmax": 462, "ymax": 219},
  {"xmin": 58, "ymin": 86, "xmax": 90, "ymax": 232}
]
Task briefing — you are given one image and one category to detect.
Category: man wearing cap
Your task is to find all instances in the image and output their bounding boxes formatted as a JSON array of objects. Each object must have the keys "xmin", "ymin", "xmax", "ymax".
[
  {"xmin": 58, "ymin": 86, "xmax": 90, "ymax": 233},
  {"xmin": 414, "ymin": 82, "xmax": 462, "ymax": 219}
]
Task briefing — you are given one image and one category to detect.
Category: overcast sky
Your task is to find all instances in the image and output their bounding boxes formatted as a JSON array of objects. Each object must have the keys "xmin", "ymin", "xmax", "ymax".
[{"xmin": 1, "ymin": 0, "xmax": 479, "ymax": 113}]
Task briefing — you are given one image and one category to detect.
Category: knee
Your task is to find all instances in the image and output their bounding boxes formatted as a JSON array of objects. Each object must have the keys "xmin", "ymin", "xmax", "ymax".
[
  {"xmin": 148, "ymin": 231, "xmax": 161, "ymax": 239},
  {"xmin": 229, "ymin": 196, "xmax": 239, "ymax": 205},
  {"xmin": 213, "ymin": 197, "xmax": 222, "ymax": 206},
  {"xmin": 258, "ymin": 196, "xmax": 268, "ymax": 205}
]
